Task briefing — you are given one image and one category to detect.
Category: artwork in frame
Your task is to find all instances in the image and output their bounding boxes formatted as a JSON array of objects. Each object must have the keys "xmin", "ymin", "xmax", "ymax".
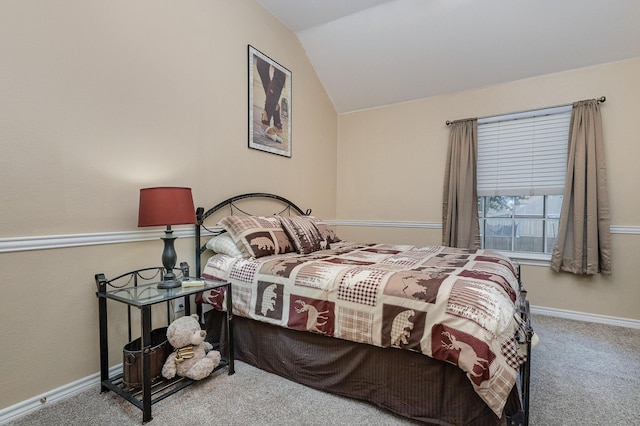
[{"xmin": 248, "ymin": 45, "xmax": 292, "ymax": 157}]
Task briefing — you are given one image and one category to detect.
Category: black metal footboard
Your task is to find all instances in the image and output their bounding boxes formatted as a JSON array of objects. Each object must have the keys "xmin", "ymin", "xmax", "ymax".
[{"xmin": 507, "ymin": 263, "xmax": 533, "ymax": 426}]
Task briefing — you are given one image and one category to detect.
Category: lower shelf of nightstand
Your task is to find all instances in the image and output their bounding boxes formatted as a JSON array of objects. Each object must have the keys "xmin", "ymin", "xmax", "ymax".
[{"xmin": 101, "ymin": 358, "xmax": 232, "ymax": 411}]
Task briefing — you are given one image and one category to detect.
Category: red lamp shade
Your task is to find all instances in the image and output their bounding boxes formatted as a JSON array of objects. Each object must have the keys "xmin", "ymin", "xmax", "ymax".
[{"xmin": 138, "ymin": 187, "xmax": 196, "ymax": 227}]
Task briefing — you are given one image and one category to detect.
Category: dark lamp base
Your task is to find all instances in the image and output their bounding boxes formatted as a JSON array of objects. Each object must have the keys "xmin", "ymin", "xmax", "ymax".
[
  {"xmin": 157, "ymin": 278, "xmax": 182, "ymax": 289},
  {"xmin": 157, "ymin": 226, "xmax": 180, "ymax": 289}
]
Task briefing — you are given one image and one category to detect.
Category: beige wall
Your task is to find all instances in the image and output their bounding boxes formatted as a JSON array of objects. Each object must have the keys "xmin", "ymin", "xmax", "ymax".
[
  {"xmin": 336, "ymin": 58, "xmax": 640, "ymax": 321},
  {"xmin": 0, "ymin": 0, "xmax": 336, "ymax": 410}
]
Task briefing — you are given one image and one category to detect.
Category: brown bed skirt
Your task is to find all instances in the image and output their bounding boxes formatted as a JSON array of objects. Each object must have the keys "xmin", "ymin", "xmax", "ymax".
[{"xmin": 205, "ymin": 310, "xmax": 519, "ymax": 426}]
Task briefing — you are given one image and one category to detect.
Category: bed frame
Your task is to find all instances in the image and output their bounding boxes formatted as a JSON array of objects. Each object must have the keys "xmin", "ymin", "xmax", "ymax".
[{"xmin": 194, "ymin": 193, "xmax": 532, "ymax": 426}]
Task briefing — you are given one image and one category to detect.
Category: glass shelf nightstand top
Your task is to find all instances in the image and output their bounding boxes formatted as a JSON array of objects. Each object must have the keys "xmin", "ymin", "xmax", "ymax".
[{"xmin": 97, "ymin": 278, "xmax": 227, "ymax": 307}]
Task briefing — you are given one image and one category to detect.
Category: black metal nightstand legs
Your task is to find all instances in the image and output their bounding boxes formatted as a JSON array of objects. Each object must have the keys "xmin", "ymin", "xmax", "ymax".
[
  {"xmin": 141, "ymin": 305, "xmax": 152, "ymax": 422},
  {"xmin": 96, "ymin": 275, "xmax": 110, "ymax": 393}
]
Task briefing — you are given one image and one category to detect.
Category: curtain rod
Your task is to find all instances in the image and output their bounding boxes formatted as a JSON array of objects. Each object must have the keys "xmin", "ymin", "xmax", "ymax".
[{"xmin": 445, "ymin": 96, "xmax": 606, "ymax": 126}]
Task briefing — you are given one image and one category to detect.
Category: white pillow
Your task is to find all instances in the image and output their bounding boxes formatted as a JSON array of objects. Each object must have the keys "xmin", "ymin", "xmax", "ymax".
[{"xmin": 205, "ymin": 233, "xmax": 244, "ymax": 258}]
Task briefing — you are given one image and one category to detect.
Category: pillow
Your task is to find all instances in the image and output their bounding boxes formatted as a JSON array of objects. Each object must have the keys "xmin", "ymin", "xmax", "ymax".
[
  {"xmin": 205, "ymin": 233, "xmax": 244, "ymax": 258},
  {"xmin": 306, "ymin": 216, "xmax": 341, "ymax": 243},
  {"xmin": 217, "ymin": 216, "xmax": 295, "ymax": 258},
  {"xmin": 279, "ymin": 216, "xmax": 328, "ymax": 255}
]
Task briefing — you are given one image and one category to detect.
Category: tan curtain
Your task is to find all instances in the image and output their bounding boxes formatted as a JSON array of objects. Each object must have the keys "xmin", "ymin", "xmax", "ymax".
[
  {"xmin": 551, "ymin": 99, "xmax": 612, "ymax": 274},
  {"xmin": 442, "ymin": 119, "xmax": 480, "ymax": 249}
]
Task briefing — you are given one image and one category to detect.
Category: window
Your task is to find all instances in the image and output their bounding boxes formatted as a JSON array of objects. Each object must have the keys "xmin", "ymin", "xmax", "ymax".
[
  {"xmin": 478, "ymin": 195, "xmax": 562, "ymax": 254},
  {"xmin": 477, "ymin": 106, "xmax": 571, "ymax": 254}
]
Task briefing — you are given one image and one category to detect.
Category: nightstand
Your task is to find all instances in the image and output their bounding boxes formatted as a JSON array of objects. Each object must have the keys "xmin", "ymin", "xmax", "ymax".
[{"xmin": 95, "ymin": 268, "xmax": 234, "ymax": 423}]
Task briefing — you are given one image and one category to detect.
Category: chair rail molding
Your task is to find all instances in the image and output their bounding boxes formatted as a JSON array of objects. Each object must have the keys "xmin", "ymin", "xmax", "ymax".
[
  {"xmin": 0, "ymin": 223, "xmax": 637, "ymax": 253},
  {"xmin": 0, "ymin": 227, "xmax": 196, "ymax": 253},
  {"xmin": 326, "ymin": 219, "xmax": 442, "ymax": 229}
]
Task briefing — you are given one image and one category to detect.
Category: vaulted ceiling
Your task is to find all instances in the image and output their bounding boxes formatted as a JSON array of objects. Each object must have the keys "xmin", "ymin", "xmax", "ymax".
[{"xmin": 257, "ymin": 0, "xmax": 640, "ymax": 114}]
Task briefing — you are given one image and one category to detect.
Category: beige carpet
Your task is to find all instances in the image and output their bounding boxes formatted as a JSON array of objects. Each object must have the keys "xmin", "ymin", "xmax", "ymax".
[
  {"xmin": 6, "ymin": 314, "xmax": 640, "ymax": 425},
  {"xmin": 528, "ymin": 314, "xmax": 640, "ymax": 426}
]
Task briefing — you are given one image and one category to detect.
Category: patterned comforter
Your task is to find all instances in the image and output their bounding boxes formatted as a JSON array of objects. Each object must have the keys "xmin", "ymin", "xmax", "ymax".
[{"xmin": 199, "ymin": 241, "xmax": 527, "ymax": 416}]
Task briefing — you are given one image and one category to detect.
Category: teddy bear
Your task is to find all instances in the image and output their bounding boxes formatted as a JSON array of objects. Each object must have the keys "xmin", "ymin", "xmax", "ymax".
[{"xmin": 161, "ymin": 314, "xmax": 221, "ymax": 381}]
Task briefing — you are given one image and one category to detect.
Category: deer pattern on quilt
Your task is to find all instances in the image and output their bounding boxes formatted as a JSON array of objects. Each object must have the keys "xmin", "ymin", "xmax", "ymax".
[
  {"xmin": 294, "ymin": 300, "xmax": 329, "ymax": 333},
  {"xmin": 431, "ymin": 323, "xmax": 496, "ymax": 386},
  {"xmin": 288, "ymin": 296, "xmax": 334, "ymax": 335}
]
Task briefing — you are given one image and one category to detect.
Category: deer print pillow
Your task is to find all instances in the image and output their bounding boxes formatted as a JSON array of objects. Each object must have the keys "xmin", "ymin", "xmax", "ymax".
[
  {"xmin": 306, "ymin": 216, "xmax": 341, "ymax": 243},
  {"xmin": 218, "ymin": 216, "xmax": 295, "ymax": 258},
  {"xmin": 279, "ymin": 216, "xmax": 329, "ymax": 254}
]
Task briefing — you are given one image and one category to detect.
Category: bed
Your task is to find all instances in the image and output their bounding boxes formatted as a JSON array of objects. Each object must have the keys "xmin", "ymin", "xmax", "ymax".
[{"xmin": 194, "ymin": 193, "xmax": 533, "ymax": 426}]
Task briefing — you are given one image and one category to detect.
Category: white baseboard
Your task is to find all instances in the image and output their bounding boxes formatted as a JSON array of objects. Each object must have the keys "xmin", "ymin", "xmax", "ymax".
[
  {"xmin": 0, "ymin": 364, "xmax": 121, "ymax": 425},
  {"xmin": 2, "ymin": 306, "xmax": 639, "ymax": 424},
  {"xmin": 531, "ymin": 305, "xmax": 640, "ymax": 329}
]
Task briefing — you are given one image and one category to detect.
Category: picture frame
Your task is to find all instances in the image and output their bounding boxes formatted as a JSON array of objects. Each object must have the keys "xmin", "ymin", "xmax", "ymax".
[{"xmin": 248, "ymin": 45, "xmax": 292, "ymax": 157}]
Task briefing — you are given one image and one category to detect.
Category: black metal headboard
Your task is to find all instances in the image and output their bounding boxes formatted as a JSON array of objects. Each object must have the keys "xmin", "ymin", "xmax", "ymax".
[{"xmin": 194, "ymin": 193, "xmax": 311, "ymax": 276}]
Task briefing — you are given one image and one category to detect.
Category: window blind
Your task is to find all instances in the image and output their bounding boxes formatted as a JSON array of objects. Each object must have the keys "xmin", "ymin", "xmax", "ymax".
[{"xmin": 477, "ymin": 105, "xmax": 572, "ymax": 197}]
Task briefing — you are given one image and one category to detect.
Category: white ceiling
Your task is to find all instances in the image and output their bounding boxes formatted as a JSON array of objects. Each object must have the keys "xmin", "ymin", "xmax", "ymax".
[{"xmin": 256, "ymin": 0, "xmax": 640, "ymax": 114}]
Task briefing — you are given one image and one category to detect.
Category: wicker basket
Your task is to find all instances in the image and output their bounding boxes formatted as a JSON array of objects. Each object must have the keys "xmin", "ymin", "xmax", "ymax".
[{"xmin": 123, "ymin": 327, "xmax": 172, "ymax": 389}]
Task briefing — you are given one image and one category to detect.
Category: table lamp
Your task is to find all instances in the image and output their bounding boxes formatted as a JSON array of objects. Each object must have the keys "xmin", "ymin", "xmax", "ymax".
[{"xmin": 138, "ymin": 187, "xmax": 196, "ymax": 289}]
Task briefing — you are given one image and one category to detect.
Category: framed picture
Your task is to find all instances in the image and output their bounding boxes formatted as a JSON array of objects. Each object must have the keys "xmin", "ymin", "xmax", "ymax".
[{"xmin": 248, "ymin": 45, "xmax": 292, "ymax": 157}]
